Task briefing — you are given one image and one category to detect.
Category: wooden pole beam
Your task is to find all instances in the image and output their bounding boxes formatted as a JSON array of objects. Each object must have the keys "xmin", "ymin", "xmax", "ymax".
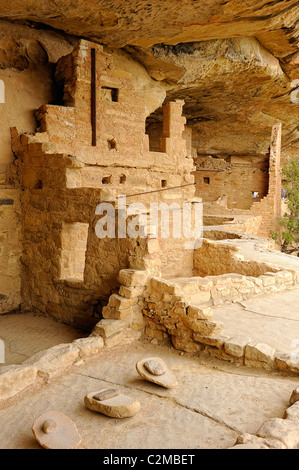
[{"xmin": 91, "ymin": 48, "xmax": 97, "ymax": 147}]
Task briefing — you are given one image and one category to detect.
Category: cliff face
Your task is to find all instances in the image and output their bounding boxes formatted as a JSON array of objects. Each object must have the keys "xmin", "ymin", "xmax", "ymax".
[
  {"xmin": 0, "ymin": 0, "xmax": 298, "ymax": 54},
  {"xmin": 1, "ymin": 0, "xmax": 297, "ymax": 159}
]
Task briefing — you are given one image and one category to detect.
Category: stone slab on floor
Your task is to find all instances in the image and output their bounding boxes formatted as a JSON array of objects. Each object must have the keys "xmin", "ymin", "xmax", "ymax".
[
  {"xmin": 0, "ymin": 341, "xmax": 298, "ymax": 449},
  {"xmin": 213, "ymin": 287, "xmax": 299, "ymax": 354}
]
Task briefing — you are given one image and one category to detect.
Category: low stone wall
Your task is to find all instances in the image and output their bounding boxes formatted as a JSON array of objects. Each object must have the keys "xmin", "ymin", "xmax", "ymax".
[
  {"xmin": 230, "ymin": 386, "xmax": 299, "ymax": 449},
  {"xmin": 193, "ymin": 238, "xmax": 278, "ymax": 278},
  {"xmin": 0, "ymin": 315, "xmax": 141, "ymax": 403},
  {"xmin": 1, "ymin": 259, "xmax": 298, "ymax": 404},
  {"xmin": 141, "ymin": 268, "xmax": 297, "ymax": 357}
]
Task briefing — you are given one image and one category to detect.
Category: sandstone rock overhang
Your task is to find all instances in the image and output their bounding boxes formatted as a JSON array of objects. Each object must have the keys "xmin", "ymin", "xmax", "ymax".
[{"xmin": 0, "ymin": 1, "xmax": 298, "ymax": 158}]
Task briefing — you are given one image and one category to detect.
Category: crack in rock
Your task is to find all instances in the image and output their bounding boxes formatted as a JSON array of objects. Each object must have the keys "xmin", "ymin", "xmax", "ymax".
[{"xmin": 77, "ymin": 371, "xmax": 240, "ymax": 434}]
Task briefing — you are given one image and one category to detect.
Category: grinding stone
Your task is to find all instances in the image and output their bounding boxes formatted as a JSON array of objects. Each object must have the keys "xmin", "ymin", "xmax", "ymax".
[
  {"xmin": 144, "ymin": 359, "xmax": 166, "ymax": 376},
  {"xmin": 84, "ymin": 389, "xmax": 141, "ymax": 418},
  {"xmin": 32, "ymin": 409, "xmax": 82, "ymax": 449},
  {"xmin": 136, "ymin": 356, "xmax": 178, "ymax": 389}
]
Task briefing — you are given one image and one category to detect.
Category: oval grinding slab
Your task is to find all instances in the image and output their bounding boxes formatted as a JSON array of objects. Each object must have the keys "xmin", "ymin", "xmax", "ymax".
[
  {"xmin": 32, "ymin": 410, "xmax": 82, "ymax": 449},
  {"xmin": 136, "ymin": 356, "xmax": 178, "ymax": 389},
  {"xmin": 84, "ymin": 389, "xmax": 141, "ymax": 418}
]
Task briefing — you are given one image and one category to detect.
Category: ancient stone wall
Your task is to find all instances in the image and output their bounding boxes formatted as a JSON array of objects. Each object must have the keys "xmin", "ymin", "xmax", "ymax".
[
  {"xmin": 141, "ymin": 266, "xmax": 296, "ymax": 352},
  {"xmin": 194, "ymin": 155, "xmax": 269, "ymax": 210},
  {"xmin": 0, "ymin": 190, "xmax": 21, "ymax": 313},
  {"xmin": 193, "ymin": 239, "xmax": 277, "ymax": 278},
  {"xmin": 196, "ymin": 123, "xmax": 282, "ymax": 239},
  {"xmin": 0, "ymin": 23, "xmax": 75, "ymax": 314},
  {"xmin": 11, "ymin": 39, "xmax": 196, "ymax": 329}
]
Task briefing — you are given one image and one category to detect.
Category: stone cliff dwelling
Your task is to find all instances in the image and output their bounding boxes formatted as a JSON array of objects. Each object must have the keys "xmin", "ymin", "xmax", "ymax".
[{"xmin": 1, "ymin": 0, "xmax": 299, "ymax": 450}]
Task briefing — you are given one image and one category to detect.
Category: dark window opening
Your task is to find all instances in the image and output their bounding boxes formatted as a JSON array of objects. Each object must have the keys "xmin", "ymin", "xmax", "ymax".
[
  {"xmin": 102, "ymin": 176, "xmax": 112, "ymax": 184},
  {"xmin": 101, "ymin": 86, "xmax": 118, "ymax": 102},
  {"xmin": 145, "ymin": 108, "xmax": 163, "ymax": 153},
  {"xmin": 33, "ymin": 180, "xmax": 43, "ymax": 189},
  {"xmin": 203, "ymin": 177, "xmax": 210, "ymax": 185},
  {"xmin": 161, "ymin": 179, "xmax": 167, "ymax": 188},
  {"xmin": 107, "ymin": 139, "xmax": 117, "ymax": 150},
  {"xmin": 120, "ymin": 175, "xmax": 126, "ymax": 184}
]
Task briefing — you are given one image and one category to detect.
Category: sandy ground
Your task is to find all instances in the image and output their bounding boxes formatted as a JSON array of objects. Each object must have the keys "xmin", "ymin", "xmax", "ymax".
[{"xmin": 0, "ymin": 338, "xmax": 298, "ymax": 450}]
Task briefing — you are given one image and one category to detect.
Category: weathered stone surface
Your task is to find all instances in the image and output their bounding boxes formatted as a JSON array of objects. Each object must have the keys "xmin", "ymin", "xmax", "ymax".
[
  {"xmin": 257, "ymin": 418, "xmax": 299, "ymax": 449},
  {"xmin": 24, "ymin": 343, "xmax": 79, "ymax": 380},
  {"xmin": 92, "ymin": 319, "xmax": 128, "ymax": 338},
  {"xmin": 84, "ymin": 390, "xmax": 141, "ymax": 418},
  {"xmin": 42, "ymin": 419, "xmax": 57, "ymax": 434},
  {"xmin": 235, "ymin": 432, "xmax": 286, "ymax": 449},
  {"xmin": 104, "ymin": 327, "xmax": 141, "ymax": 348},
  {"xmin": 119, "ymin": 285, "xmax": 145, "ymax": 299},
  {"xmin": 224, "ymin": 336, "xmax": 251, "ymax": 358},
  {"xmin": 108, "ymin": 293, "xmax": 137, "ymax": 310},
  {"xmin": 0, "ymin": 364, "xmax": 37, "ymax": 401},
  {"xmin": 172, "ymin": 335, "xmax": 202, "ymax": 353},
  {"xmin": 2, "ymin": 1, "xmax": 298, "ymax": 63},
  {"xmin": 230, "ymin": 442, "xmax": 269, "ymax": 449},
  {"xmin": 150, "ymin": 278, "xmax": 182, "ymax": 296},
  {"xmin": 93, "ymin": 389, "xmax": 120, "ymax": 401},
  {"xmin": 284, "ymin": 402, "xmax": 299, "ymax": 421},
  {"xmin": 289, "ymin": 387, "xmax": 299, "ymax": 405},
  {"xmin": 192, "ymin": 334, "xmax": 230, "ymax": 348},
  {"xmin": 190, "ymin": 320, "xmax": 223, "ymax": 336},
  {"xmin": 187, "ymin": 305, "xmax": 213, "ymax": 321},
  {"xmin": 32, "ymin": 409, "xmax": 81, "ymax": 449},
  {"xmin": 144, "ymin": 359, "xmax": 166, "ymax": 376},
  {"xmin": 244, "ymin": 342, "xmax": 276, "ymax": 369},
  {"xmin": 72, "ymin": 336, "xmax": 104, "ymax": 357},
  {"xmin": 118, "ymin": 269, "xmax": 149, "ymax": 287},
  {"xmin": 136, "ymin": 356, "xmax": 178, "ymax": 389}
]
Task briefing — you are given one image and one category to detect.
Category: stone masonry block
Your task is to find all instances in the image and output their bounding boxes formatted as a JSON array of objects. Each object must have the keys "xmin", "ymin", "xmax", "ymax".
[
  {"xmin": 108, "ymin": 293, "xmax": 137, "ymax": 310},
  {"xmin": 284, "ymin": 402, "xmax": 299, "ymax": 421},
  {"xmin": 191, "ymin": 319, "xmax": 223, "ymax": 336},
  {"xmin": 187, "ymin": 305, "xmax": 213, "ymax": 321},
  {"xmin": 224, "ymin": 335, "xmax": 251, "ymax": 358},
  {"xmin": 72, "ymin": 336, "xmax": 104, "ymax": 357},
  {"xmin": 92, "ymin": 319, "xmax": 128, "ymax": 338},
  {"xmin": 150, "ymin": 277, "xmax": 182, "ymax": 296},
  {"xmin": 118, "ymin": 269, "xmax": 149, "ymax": 287},
  {"xmin": 244, "ymin": 342, "xmax": 276, "ymax": 368},
  {"xmin": 257, "ymin": 418, "xmax": 299, "ymax": 449},
  {"xmin": 23, "ymin": 343, "xmax": 79, "ymax": 380},
  {"xmin": 0, "ymin": 364, "xmax": 37, "ymax": 401},
  {"xmin": 119, "ymin": 285, "xmax": 145, "ymax": 299}
]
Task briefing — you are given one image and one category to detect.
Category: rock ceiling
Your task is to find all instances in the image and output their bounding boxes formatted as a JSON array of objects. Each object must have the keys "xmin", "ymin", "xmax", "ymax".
[{"xmin": 0, "ymin": 0, "xmax": 299, "ymax": 158}]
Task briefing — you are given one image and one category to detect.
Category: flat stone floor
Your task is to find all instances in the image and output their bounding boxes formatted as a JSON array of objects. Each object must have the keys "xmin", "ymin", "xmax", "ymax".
[
  {"xmin": 0, "ymin": 340, "xmax": 298, "ymax": 450},
  {"xmin": 0, "ymin": 312, "xmax": 87, "ymax": 365},
  {"xmin": 213, "ymin": 287, "xmax": 299, "ymax": 354},
  {"xmin": 0, "ymin": 287, "xmax": 299, "ymax": 449}
]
